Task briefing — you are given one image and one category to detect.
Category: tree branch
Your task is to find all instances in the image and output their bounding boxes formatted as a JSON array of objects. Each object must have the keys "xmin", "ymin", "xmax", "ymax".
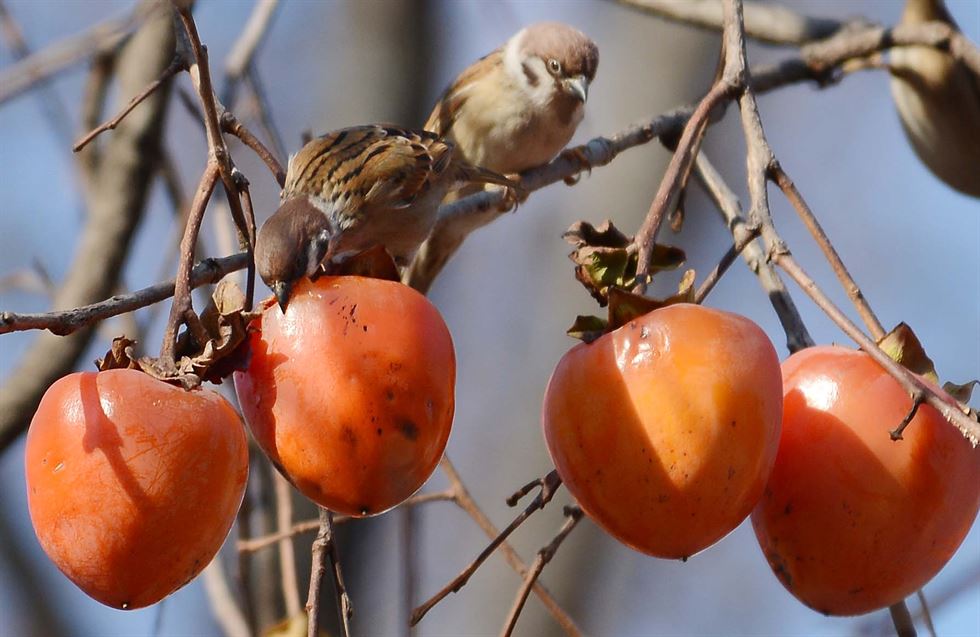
[
  {"xmin": 499, "ymin": 506, "xmax": 584, "ymax": 637},
  {"xmin": 610, "ymin": 0, "xmax": 843, "ymax": 45},
  {"xmin": 0, "ymin": 0, "xmax": 159, "ymax": 105},
  {"xmin": 0, "ymin": 5, "xmax": 175, "ymax": 450}
]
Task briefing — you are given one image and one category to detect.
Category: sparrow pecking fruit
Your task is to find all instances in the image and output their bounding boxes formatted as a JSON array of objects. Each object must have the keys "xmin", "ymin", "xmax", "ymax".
[
  {"xmin": 255, "ymin": 124, "xmax": 515, "ymax": 310},
  {"xmin": 889, "ymin": 0, "xmax": 980, "ymax": 198},
  {"xmin": 425, "ymin": 21, "xmax": 599, "ymax": 175}
]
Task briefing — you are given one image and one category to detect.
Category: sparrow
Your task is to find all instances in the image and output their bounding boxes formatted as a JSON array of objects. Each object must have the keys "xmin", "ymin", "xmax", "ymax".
[
  {"xmin": 402, "ymin": 22, "xmax": 599, "ymax": 292},
  {"xmin": 254, "ymin": 125, "xmax": 515, "ymax": 310},
  {"xmin": 889, "ymin": 0, "xmax": 980, "ymax": 198},
  {"xmin": 425, "ymin": 21, "xmax": 599, "ymax": 175}
]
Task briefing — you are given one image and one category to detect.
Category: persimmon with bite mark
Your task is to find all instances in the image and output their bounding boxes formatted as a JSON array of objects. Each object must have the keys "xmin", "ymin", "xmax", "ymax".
[
  {"xmin": 25, "ymin": 369, "xmax": 249, "ymax": 609},
  {"xmin": 752, "ymin": 345, "xmax": 980, "ymax": 616},
  {"xmin": 234, "ymin": 276, "xmax": 455, "ymax": 516},
  {"xmin": 543, "ymin": 303, "xmax": 783, "ymax": 559}
]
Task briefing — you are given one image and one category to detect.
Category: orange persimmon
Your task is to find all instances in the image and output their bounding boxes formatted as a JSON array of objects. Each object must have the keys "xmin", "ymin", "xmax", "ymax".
[
  {"xmin": 234, "ymin": 276, "xmax": 455, "ymax": 516},
  {"xmin": 25, "ymin": 369, "xmax": 249, "ymax": 609},
  {"xmin": 752, "ymin": 345, "xmax": 980, "ymax": 615},
  {"xmin": 543, "ymin": 303, "xmax": 783, "ymax": 559}
]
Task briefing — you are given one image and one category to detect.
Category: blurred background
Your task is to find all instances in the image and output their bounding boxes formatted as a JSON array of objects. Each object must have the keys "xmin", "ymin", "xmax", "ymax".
[{"xmin": 1, "ymin": 1, "xmax": 978, "ymax": 635}]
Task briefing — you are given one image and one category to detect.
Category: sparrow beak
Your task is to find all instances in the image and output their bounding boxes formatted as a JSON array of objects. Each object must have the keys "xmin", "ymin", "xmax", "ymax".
[
  {"xmin": 272, "ymin": 280, "xmax": 292, "ymax": 313},
  {"xmin": 563, "ymin": 75, "xmax": 588, "ymax": 103}
]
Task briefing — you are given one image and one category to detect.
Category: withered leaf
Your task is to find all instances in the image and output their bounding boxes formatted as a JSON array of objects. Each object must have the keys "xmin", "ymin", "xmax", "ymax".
[
  {"xmin": 942, "ymin": 380, "xmax": 979, "ymax": 413},
  {"xmin": 566, "ymin": 315, "xmax": 608, "ymax": 344},
  {"xmin": 564, "ymin": 220, "xmax": 685, "ymax": 306},
  {"xmin": 96, "ymin": 336, "xmax": 140, "ymax": 371},
  {"xmin": 877, "ymin": 323, "xmax": 939, "ymax": 383}
]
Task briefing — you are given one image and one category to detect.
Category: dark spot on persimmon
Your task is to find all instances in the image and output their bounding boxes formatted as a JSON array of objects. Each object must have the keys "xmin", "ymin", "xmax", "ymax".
[
  {"xmin": 385, "ymin": 389, "xmax": 395, "ymax": 401},
  {"xmin": 398, "ymin": 419, "xmax": 419, "ymax": 441},
  {"xmin": 728, "ymin": 466, "xmax": 736, "ymax": 480},
  {"xmin": 376, "ymin": 428, "xmax": 383, "ymax": 436},
  {"xmin": 340, "ymin": 426, "xmax": 357, "ymax": 446},
  {"xmin": 784, "ymin": 503, "xmax": 793, "ymax": 515}
]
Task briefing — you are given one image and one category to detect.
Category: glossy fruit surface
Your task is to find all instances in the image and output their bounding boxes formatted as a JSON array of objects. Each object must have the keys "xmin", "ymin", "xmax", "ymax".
[
  {"xmin": 25, "ymin": 369, "xmax": 249, "ymax": 609},
  {"xmin": 543, "ymin": 303, "xmax": 783, "ymax": 558},
  {"xmin": 234, "ymin": 276, "xmax": 455, "ymax": 516},
  {"xmin": 752, "ymin": 345, "xmax": 980, "ymax": 615}
]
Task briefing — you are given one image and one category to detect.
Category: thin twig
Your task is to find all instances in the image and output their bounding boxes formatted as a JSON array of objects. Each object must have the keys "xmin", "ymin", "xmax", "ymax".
[
  {"xmin": 889, "ymin": 600, "xmax": 917, "ymax": 637},
  {"xmin": 221, "ymin": 110, "xmax": 286, "ymax": 186},
  {"xmin": 610, "ymin": 0, "xmax": 843, "ymax": 45},
  {"xmin": 0, "ymin": 0, "xmax": 74, "ymax": 145},
  {"xmin": 890, "ymin": 395, "xmax": 924, "ymax": 441},
  {"xmin": 306, "ymin": 508, "xmax": 351, "ymax": 637},
  {"xmin": 73, "ymin": 55, "xmax": 187, "ymax": 152},
  {"xmin": 633, "ymin": 79, "xmax": 731, "ymax": 292},
  {"xmin": 694, "ymin": 223, "xmax": 760, "ymax": 303},
  {"xmin": 411, "ymin": 470, "xmax": 563, "ymax": 627},
  {"xmin": 160, "ymin": 163, "xmax": 220, "ymax": 362},
  {"xmin": 275, "ymin": 475, "xmax": 301, "ymax": 618},
  {"xmin": 694, "ymin": 153, "xmax": 813, "ymax": 352},
  {"xmin": 769, "ymin": 163, "xmax": 885, "ymax": 340},
  {"xmin": 202, "ymin": 556, "xmax": 250, "ymax": 637},
  {"xmin": 221, "ymin": 0, "xmax": 280, "ymax": 107},
  {"xmin": 776, "ymin": 254, "xmax": 979, "ymax": 444},
  {"xmin": 0, "ymin": 0, "xmax": 157, "ymax": 105},
  {"xmin": 437, "ymin": 458, "xmax": 582, "ymax": 636},
  {"xmin": 499, "ymin": 507, "xmax": 584, "ymax": 637},
  {"xmin": 916, "ymin": 590, "xmax": 936, "ymax": 637},
  {"xmin": 237, "ymin": 490, "xmax": 456, "ymax": 553}
]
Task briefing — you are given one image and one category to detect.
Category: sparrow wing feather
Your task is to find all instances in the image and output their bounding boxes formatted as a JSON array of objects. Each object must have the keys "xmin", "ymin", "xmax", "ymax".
[{"xmin": 424, "ymin": 49, "xmax": 503, "ymax": 136}]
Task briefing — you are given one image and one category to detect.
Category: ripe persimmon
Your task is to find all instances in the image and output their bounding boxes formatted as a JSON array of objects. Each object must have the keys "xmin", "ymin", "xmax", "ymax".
[
  {"xmin": 543, "ymin": 303, "xmax": 783, "ymax": 558},
  {"xmin": 752, "ymin": 345, "xmax": 980, "ymax": 615},
  {"xmin": 25, "ymin": 369, "xmax": 249, "ymax": 609},
  {"xmin": 234, "ymin": 276, "xmax": 455, "ymax": 516}
]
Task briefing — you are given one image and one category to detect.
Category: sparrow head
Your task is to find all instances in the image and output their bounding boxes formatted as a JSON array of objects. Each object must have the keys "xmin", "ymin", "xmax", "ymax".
[
  {"xmin": 255, "ymin": 196, "xmax": 333, "ymax": 311},
  {"xmin": 507, "ymin": 22, "xmax": 599, "ymax": 109}
]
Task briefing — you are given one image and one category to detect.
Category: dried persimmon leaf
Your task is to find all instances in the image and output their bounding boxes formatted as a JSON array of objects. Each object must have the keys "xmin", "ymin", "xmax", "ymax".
[{"xmin": 877, "ymin": 323, "xmax": 939, "ymax": 383}]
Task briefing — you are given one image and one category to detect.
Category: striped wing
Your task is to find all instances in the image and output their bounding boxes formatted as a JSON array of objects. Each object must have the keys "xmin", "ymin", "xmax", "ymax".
[{"xmin": 283, "ymin": 125, "xmax": 454, "ymax": 213}]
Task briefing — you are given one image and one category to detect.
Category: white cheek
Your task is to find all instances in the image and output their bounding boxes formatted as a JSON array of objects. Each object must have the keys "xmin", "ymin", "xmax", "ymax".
[{"xmin": 523, "ymin": 58, "xmax": 556, "ymax": 107}]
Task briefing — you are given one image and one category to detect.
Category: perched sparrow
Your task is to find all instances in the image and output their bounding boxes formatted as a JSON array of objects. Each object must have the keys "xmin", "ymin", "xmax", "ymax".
[
  {"xmin": 425, "ymin": 21, "xmax": 599, "ymax": 175},
  {"xmin": 255, "ymin": 125, "xmax": 514, "ymax": 309},
  {"xmin": 889, "ymin": 0, "xmax": 980, "ymax": 198}
]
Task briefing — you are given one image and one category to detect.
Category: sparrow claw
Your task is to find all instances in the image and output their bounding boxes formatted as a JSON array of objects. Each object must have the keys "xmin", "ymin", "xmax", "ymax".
[
  {"xmin": 500, "ymin": 184, "xmax": 527, "ymax": 211},
  {"xmin": 560, "ymin": 146, "xmax": 592, "ymax": 185}
]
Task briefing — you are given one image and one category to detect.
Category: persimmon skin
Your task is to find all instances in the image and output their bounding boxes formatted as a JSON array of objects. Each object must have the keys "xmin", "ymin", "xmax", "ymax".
[
  {"xmin": 25, "ymin": 370, "xmax": 249, "ymax": 610},
  {"xmin": 234, "ymin": 276, "xmax": 455, "ymax": 516},
  {"xmin": 543, "ymin": 303, "xmax": 783, "ymax": 559},
  {"xmin": 752, "ymin": 345, "xmax": 980, "ymax": 616}
]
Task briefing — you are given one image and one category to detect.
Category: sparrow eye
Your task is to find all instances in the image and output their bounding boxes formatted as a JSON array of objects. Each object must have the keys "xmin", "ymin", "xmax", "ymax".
[{"xmin": 547, "ymin": 58, "xmax": 561, "ymax": 74}]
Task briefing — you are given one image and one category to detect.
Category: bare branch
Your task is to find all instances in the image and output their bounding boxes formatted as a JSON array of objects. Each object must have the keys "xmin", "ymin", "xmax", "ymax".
[
  {"xmin": 237, "ymin": 490, "xmax": 456, "ymax": 553},
  {"xmin": 499, "ymin": 507, "xmax": 584, "ymax": 637},
  {"xmin": 73, "ymin": 54, "xmax": 187, "ymax": 152},
  {"xmin": 222, "ymin": 0, "xmax": 280, "ymax": 107},
  {"xmin": 411, "ymin": 470, "xmax": 563, "ymax": 627},
  {"xmin": 889, "ymin": 600, "xmax": 917, "ymax": 637},
  {"xmin": 0, "ymin": 0, "xmax": 74, "ymax": 144},
  {"xmin": 610, "ymin": 0, "xmax": 843, "ymax": 45},
  {"xmin": 306, "ymin": 508, "xmax": 351, "ymax": 637},
  {"xmin": 770, "ymin": 164, "xmax": 885, "ymax": 340},
  {"xmin": 202, "ymin": 556, "xmax": 250, "ymax": 637},
  {"xmin": 916, "ymin": 590, "xmax": 936, "ymax": 637},
  {"xmin": 0, "ymin": 0, "xmax": 158, "ymax": 105},
  {"xmin": 694, "ymin": 153, "xmax": 813, "ymax": 352},
  {"xmin": 275, "ymin": 475, "xmax": 302, "ymax": 618},
  {"xmin": 0, "ymin": 6, "xmax": 176, "ymax": 451},
  {"xmin": 437, "ymin": 458, "xmax": 582, "ymax": 636},
  {"xmin": 633, "ymin": 79, "xmax": 731, "ymax": 292}
]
